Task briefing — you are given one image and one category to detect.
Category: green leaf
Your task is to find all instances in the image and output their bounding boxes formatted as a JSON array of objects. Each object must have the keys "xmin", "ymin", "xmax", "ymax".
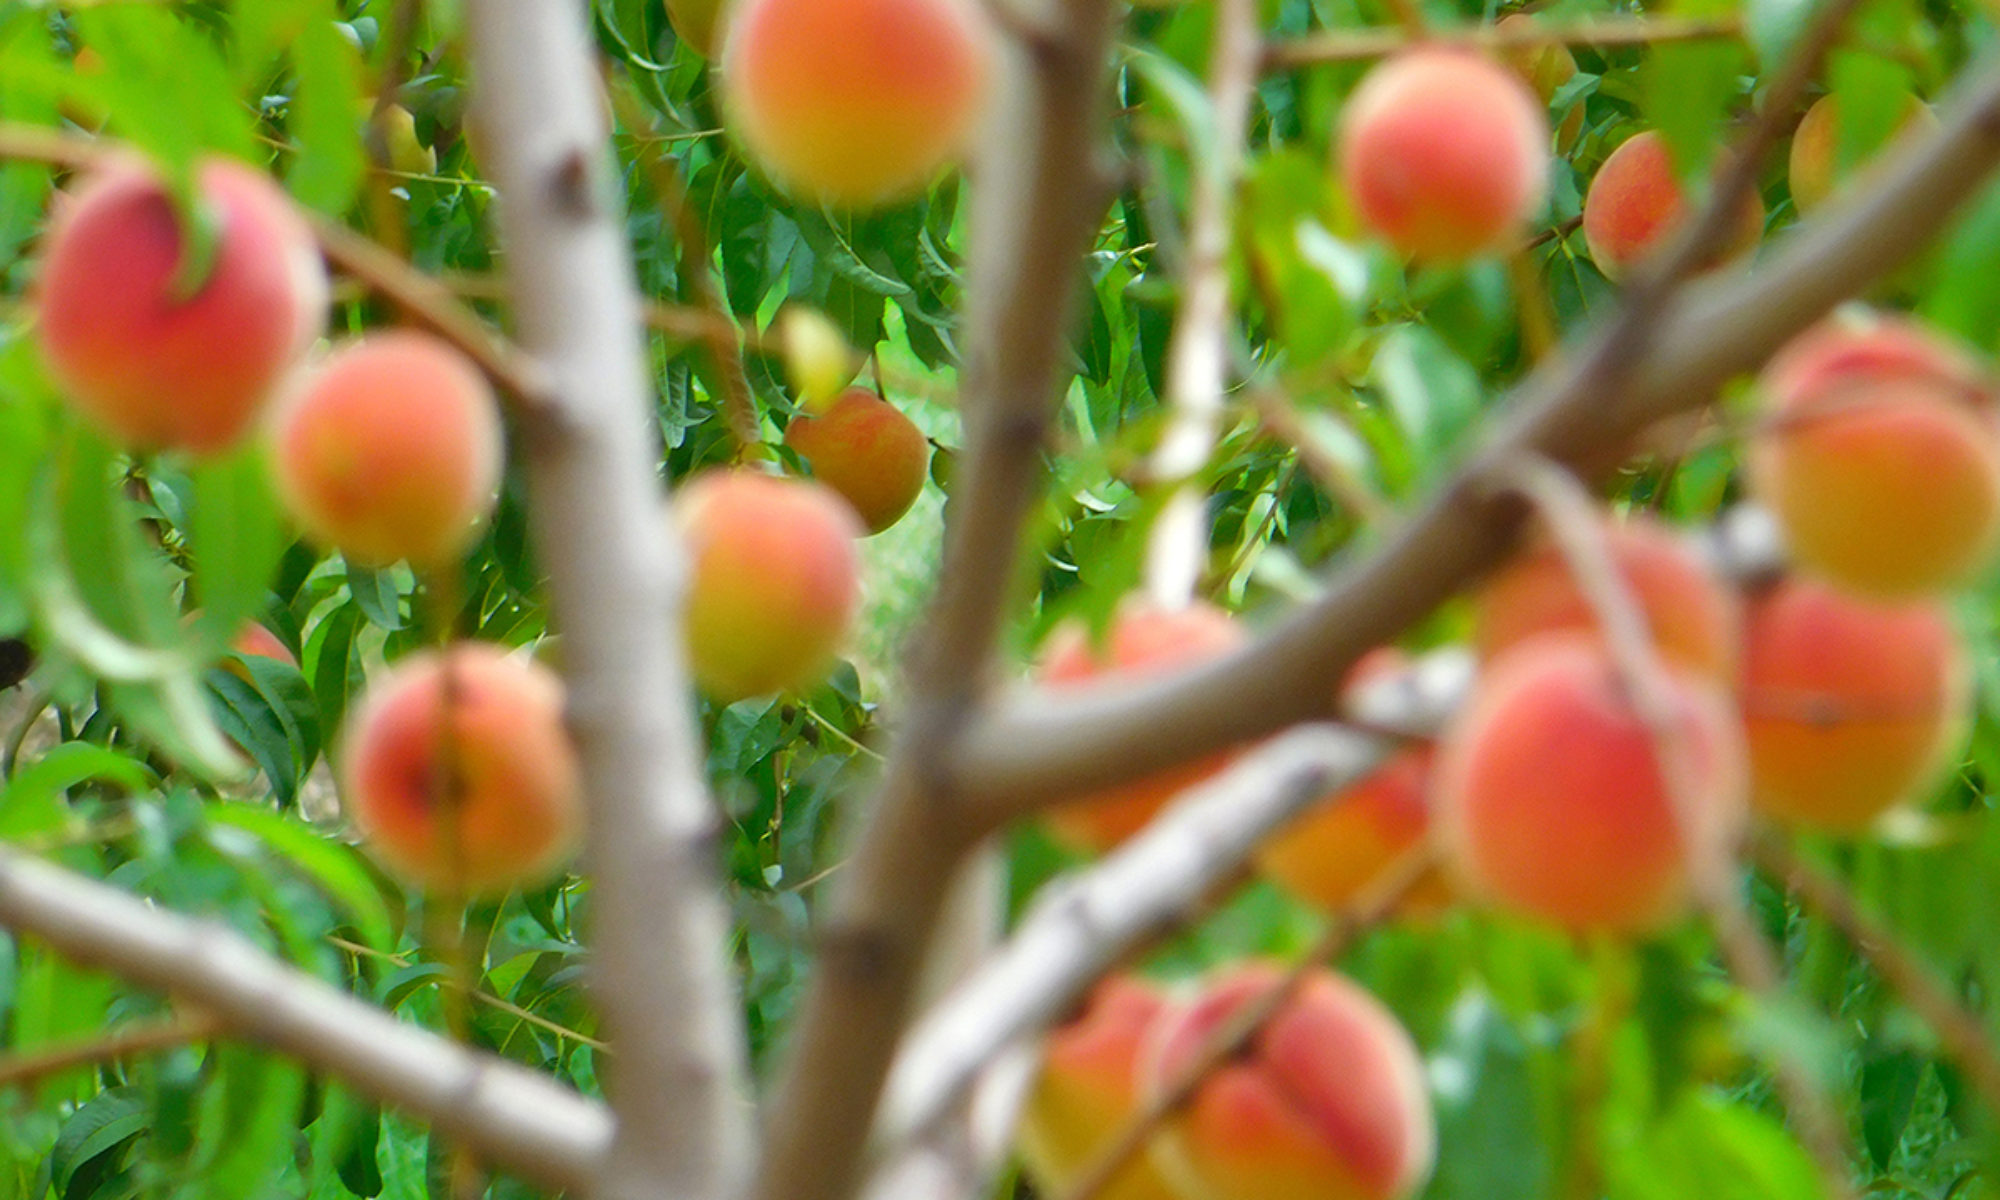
[
  {"xmin": 186, "ymin": 447, "xmax": 287, "ymax": 652},
  {"xmin": 286, "ymin": 17, "xmax": 369, "ymax": 218},
  {"xmin": 49, "ymin": 1087, "xmax": 146, "ymax": 1194},
  {"xmin": 207, "ymin": 804, "xmax": 392, "ymax": 951}
]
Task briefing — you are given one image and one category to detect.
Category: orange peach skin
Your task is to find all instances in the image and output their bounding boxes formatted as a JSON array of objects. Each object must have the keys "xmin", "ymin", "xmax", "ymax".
[
  {"xmin": 720, "ymin": 0, "xmax": 994, "ymax": 207},
  {"xmin": 1258, "ymin": 746, "xmax": 1449, "ymax": 916},
  {"xmin": 341, "ymin": 644, "xmax": 583, "ymax": 897},
  {"xmin": 1474, "ymin": 513, "xmax": 1741, "ymax": 680},
  {"xmin": 270, "ymin": 331, "xmax": 503, "ymax": 568},
  {"xmin": 677, "ymin": 470, "xmax": 864, "ymax": 702},
  {"xmin": 1582, "ymin": 130, "xmax": 1764, "ymax": 281},
  {"xmin": 1036, "ymin": 602, "xmax": 1245, "ymax": 852},
  {"xmin": 1750, "ymin": 375, "xmax": 2000, "ymax": 599},
  {"xmin": 35, "ymin": 156, "xmax": 328, "ymax": 455},
  {"xmin": 1144, "ymin": 964, "xmax": 1435, "ymax": 1200},
  {"xmin": 1338, "ymin": 48, "xmax": 1551, "ymax": 260},
  {"xmin": 1789, "ymin": 91, "xmax": 1936, "ymax": 215},
  {"xmin": 1017, "ymin": 976, "xmax": 1183, "ymax": 1200},
  {"xmin": 1741, "ymin": 579, "xmax": 1969, "ymax": 832},
  {"xmin": 1435, "ymin": 634, "xmax": 1746, "ymax": 934},
  {"xmin": 784, "ymin": 388, "xmax": 931, "ymax": 534}
]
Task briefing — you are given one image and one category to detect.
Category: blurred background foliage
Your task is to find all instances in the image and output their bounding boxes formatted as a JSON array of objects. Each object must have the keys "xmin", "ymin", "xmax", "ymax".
[{"xmin": 0, "ymin": 0, "xmax": 1992, "ymax": 1196}]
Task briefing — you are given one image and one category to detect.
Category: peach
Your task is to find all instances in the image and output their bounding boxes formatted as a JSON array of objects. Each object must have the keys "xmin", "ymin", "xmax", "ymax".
[
  {"xmin": 1788, "ymin": 90, "xmax": 1936, "ymax": 215},
  {"xmin": 1017, "ymin": 976, "xmax": 1183, "ymax": 1200},
  {"xmin": 1740, "ymin": 579, "xmax": 1969, "ymax": 831},
  {"xmin": 1749, "ymin": 317, "xmax": 2000, "ymax": 598},
  {"xmin": 341, "ymin": 643, "xmax": 583, "ymax": 897},
  {"xmin": 269, "ymin": 331, "xmax": 504, "ymax": 568},
  {"xmin": 1143, "ymin": 964, "xmax": 1434, "ymax": 1200},
  {"xmin": 719, "ymin": 0, "xmax": 995, "ymax": 207},
  {"xmin": 1434, "ymin": 634, "xmax": 1746, "ymax": 934},
  {"xmin": 1495, "ymin": 15, "xmax": 1584, "ymax": 152},
  {"xmin": 1036, "ymin": 602, "xmax": 1246, "ymax": 852},
  {"xmin": 229, "ymin": 622, "xmax": 297, "ymax": 679},
  {"xmin": 34, "ymin": 156, "xmax": 328, "ymax": 455},
  {"xmin": 1582, "ymin": 130, "xmax": 1764, "ymax": 281},
  {"xmin": 666, "ymin": 0, "xmax": 730, "ymax": 57},
  {"xmin": 784, "ymin": 387, "xmax": 930, "ymax": 534},
  {"xmin": 676, "ymin": 470, "xmax": 864, "ymax": 702},
  {"xmin": 1337, "ymin": 48, "xmax": 1551, "ymax": 260},
  {"xmin": 1473, "ymin": 513, "xmax": 1741, "ymax": 680},
  {"xmin": 1257, "ymin": 649, "xmax": 1451, "ymax": 916}
]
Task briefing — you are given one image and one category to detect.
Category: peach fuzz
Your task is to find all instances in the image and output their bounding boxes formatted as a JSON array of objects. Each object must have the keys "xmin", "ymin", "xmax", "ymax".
[
  {"xmin": 269, "ymin": 331, "xmax": 504, "ymax": 568},
  {"xmin": 341, "ymin": 644, "xmax": 583, "ymax": 897},
  {"xmin": 1750, "ymin": 382, "xmax": 2000, "ymax": 601},
  {"xmin": 1582, "ymin": 130, "xmax": 1764, "ymax": 281},
  {"xmin": 34, "ymin": 156, "xmax": 328, "ymax": 456},
  {"xmin": 1495, "ymin": 14, "xmax": 1585, "ymax": 152},
  {"xmin": 1035, "ymin": 602, "xmax": 1246, "ymax": 852},
  {"xmin": 1143, "ymin": 964, "xmax": 1435, "ymax": 1200},
  {"xmin": 1473, "ymin": 513, "xmax": 1741, "ymax": 680},
  {"xmin": 1337, "ymin": 47, "xmax": 1551, "ymax": 260},
  {"xmin": 1434, "ymin": 634, "xmax": 1746, "ymax": 934},
  {"xmin": 1016, "ymin": 976, "xmax": 1183, "ymax": 1200},
  {"xmin": 676, "ymin": 470, "xmax": 864, "ymax": 702},
  {"xmin": 784, "ymin": 388, "xmax": 931, "ymax": 534},
  {"xmin": 1740, "ymin": 579, "xmax": 1969, "ymax": 832},
  {"xmin": 1789, "ymin": 90, "xmax": 1936, "ymax": 215},
  {"xmin": 719, "ymin": 0, "xmax": 995, "ymax": 207}
]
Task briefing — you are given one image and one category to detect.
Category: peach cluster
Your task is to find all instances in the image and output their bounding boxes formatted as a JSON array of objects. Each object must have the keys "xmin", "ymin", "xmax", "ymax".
[{"xmin": 1019, "ymin": 966, "xmax": 1434, "ymax": 1200}]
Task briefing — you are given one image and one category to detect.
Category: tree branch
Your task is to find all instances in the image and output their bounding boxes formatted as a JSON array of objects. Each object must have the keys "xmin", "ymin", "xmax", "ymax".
[
  {"xmin": 950, "ymin": 51, "xmax": 2000, "ymax": 824},
  {"xmin": 0, "ymin": 845, "xmax": 610, "ymax": 1190},
  {"xmin": 461, "ymin": 3, "xmax": 752, "ymax": 1197},
  {"xmin": 748, "ymin": 6, "xmax": 1127, "ymax": 1200}
]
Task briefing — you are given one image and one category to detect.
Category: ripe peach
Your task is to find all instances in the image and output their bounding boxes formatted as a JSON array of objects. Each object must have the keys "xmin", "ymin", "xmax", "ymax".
[
  {"xmin": 228, "ymin": 623, "xmax": 297, "ymax": 682},
  {"xmin": 1434, "ymin": 634, "xmax": 1746, "ymax": 934},
  {"xmin": 1017, "ymin": 976, "xmax": 1183, "ymax": 1200},
  {"xmin": 1749, "ymin": 316, "xmax": 2000, "ymax": 598},
  {"xmin": 719, "ymin": 0, "xmax": 995, "ymax": 207},
  {"xmin": 1582, "ymin": 130, "xmax": 1764, "ymax": 281},
  {"xmin": 1495, "ymin": 15, "xmax": 1584, "ymax": 152},
  {"xmin": 34, "ymin": 156, "xmax": 328, "ymax": 455},
  {"xmin": 1473, "ymin": 513, "xmax": 1741, "ymax": 680},
  {"xmin": 1257, "ymin": 650, "xmax": 1451, "ymax": 916},
  {"xmin": 1143, "ymin": 964, "xmax": 1434, "ymax": 1200},
  {"xmin": 1337, "ymin": 48, "xmax": 1551, "ymax": 260},
  {"xmin": 676, "ymin": 470, "xmax": 864, "ymax": 702},
  {"xmin": 784, "ymin": 388, "xmax": 930, "ymax": 534},
  {"xmin": 269, "ymin": 331, "xmax": 503, "ymax": 568},
  {"xmin": 1035, "ymin": 602, "xmax": 1246, "ymax": 852},
  {"xmin": 1740, "ymin": 579, "xmax": 1969, "ymax": 832},
  {"xmin": 1788, "ymin": 90, "xmax": 1936, "ymax": 215},
  {"xmin": 1751, "ymin": 384, "xmax": 2000, "ymax": 599},
  {"xmin": 341, "ymin": 643, "xmax": 583, "ymax": 897}
]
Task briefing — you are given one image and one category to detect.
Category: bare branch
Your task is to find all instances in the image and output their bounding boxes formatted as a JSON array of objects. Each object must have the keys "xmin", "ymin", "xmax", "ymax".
[
  {"xmin": 0, "ymin": 845, "xmax": 610, "ymax": 1190},
  {"xmin": 1144, "ymin": 0, "xmax": 1262, "ymax": 607},
  {"xmin": 461, "ymin": 3, "xmax": 753, "ymax": 1196}
]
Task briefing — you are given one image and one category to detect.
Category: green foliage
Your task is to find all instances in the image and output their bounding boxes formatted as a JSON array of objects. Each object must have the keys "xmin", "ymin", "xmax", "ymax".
[{"xmin": 0, "ymin": 0, "xmax": 1994, "ymax": 1196}]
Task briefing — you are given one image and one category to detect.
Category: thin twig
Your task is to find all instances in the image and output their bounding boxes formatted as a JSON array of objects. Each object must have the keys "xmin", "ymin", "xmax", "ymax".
[
  {"xmin": 0, "ymin": 1012, "xmax": 223, "ymax": 1090},
  {"xmin": 1265, "ymin": 14, "xmax": 1743, "ymax": 70}
]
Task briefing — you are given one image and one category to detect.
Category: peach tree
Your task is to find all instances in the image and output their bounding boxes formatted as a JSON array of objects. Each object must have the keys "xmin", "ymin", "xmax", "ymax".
[{"xmin": 0, "ymin": 0, "xmax": 1997, "ymax": 1199}]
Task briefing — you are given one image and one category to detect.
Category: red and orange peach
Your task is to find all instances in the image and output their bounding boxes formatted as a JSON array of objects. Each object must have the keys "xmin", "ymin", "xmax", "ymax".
[
  {"xmin": 35, "ymin": 156, "xmax": 327, "ymax": 455},
  {"xmin": 784, "ymin": 388, "xmax": 930, "ymax": 534}
]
